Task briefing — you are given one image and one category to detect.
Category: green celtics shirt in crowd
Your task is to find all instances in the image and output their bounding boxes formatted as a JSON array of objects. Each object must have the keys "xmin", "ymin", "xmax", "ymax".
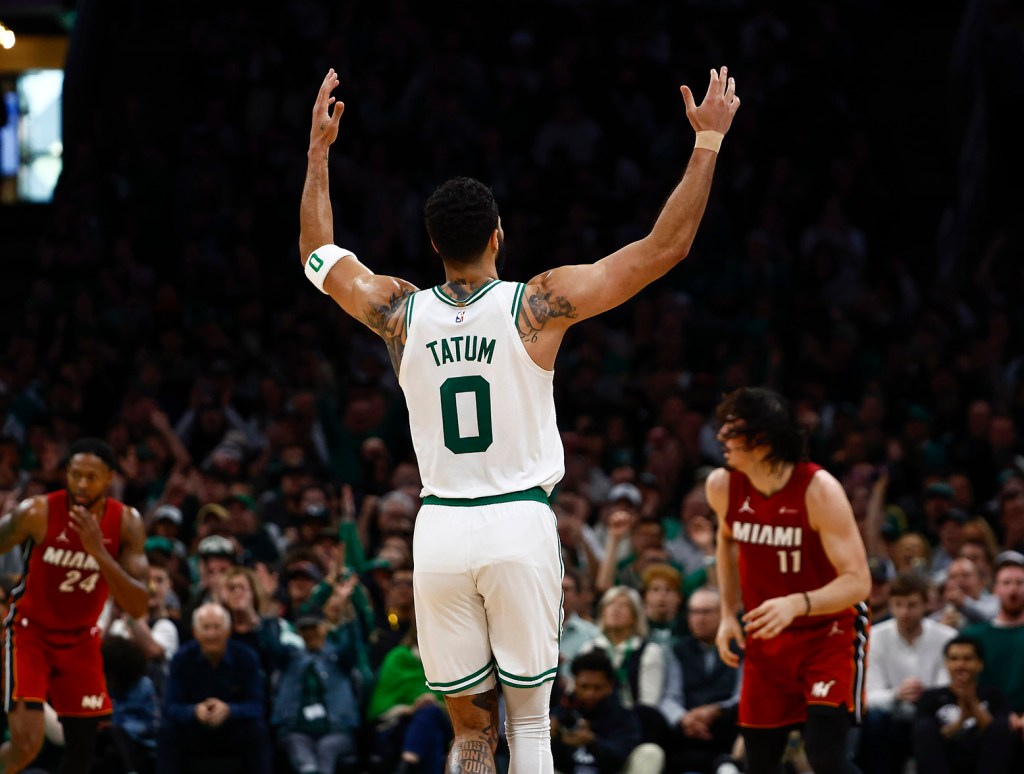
[{"xmin": 399, "ymin": 281, "xmax": 564, "ymax": 499}]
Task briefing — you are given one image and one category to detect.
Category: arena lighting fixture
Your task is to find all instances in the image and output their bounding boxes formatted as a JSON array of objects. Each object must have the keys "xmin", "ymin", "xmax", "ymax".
[{"xmin": 0, "ymin": 21, "xmax": 15, "ymax": 50}]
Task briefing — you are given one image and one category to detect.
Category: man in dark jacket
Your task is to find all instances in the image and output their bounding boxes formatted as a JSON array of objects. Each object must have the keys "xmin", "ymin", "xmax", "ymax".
[
  {"xmin": 157, "ymin": 602, "xmax": 271, "ymax": 774},
  {"xmin": 551, "ymin": 650, "xmax": 663, "ymax": 773},
  {"xmin": 272, "ymin": 610, "xmax": 362, "ymax": 774},
  {"xmin": 666, "ymin": 587, "xmax": 741, "ymax": 772},
  {"xmin": 914, "ymin": 635, "xmax": 1015, "ymax": 774}
]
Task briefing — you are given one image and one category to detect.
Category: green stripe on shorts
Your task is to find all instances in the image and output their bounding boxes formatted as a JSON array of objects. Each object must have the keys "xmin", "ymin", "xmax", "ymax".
[
  {"xmin": 422, "ymin": 486, "xmax": 549, "ymax": 508},
  {"xmin": 426, "ymin": 661, "xmax": 496, "ymax": 694},
  {"xmin": 497, "ymin": 665, "xmax": 560, "ymax": 688}
]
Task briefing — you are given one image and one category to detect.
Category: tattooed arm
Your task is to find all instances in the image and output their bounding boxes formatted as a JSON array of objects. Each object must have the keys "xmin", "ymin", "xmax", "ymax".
[{"xmin": 299, "ymin": 69, "xmax": 419, "ymax": 374}]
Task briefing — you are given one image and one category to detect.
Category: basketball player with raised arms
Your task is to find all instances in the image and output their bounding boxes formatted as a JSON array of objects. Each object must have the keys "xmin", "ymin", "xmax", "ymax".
[
  {"xmin": 707, "ymin": 387, "xmax": 871, "ymax": 774},
  {"xmin": 0, "ymin": 438, "xmax": 149, "ymax": 774},
  {"xmin": 299, "ymin": 67, "xmax": 739, "ymax": 773}
]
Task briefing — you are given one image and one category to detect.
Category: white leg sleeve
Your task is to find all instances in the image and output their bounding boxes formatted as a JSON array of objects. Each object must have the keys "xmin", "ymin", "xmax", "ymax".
[{"xmin": 503, "ymin": 683, "xmax": 554, "ymax": 774}]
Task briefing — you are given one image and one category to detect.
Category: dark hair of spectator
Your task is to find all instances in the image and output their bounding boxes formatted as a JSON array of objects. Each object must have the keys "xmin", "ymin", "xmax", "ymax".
[
  {"xmin": 715, "ymin": 387, "xmax": 805, "ymax": 466},
  {"xmin": 634, "ymin": 516, "xmax": 664, "ymax": 534},
  {"xmin": 423, "ymin": 177, "xmax": 499, "ymax": 264},
  {"xmin": 146, "ymin": 551, "xmax": 170, "ymax": 570},
  {"xmin": 944, "ymin": 634, "xmax": 984, "ymax": 661},
  {"xmin": 570, "ymin": 649, "xmax": 616, "ymax": 683},
  {"xmin": 64, "ymin": 438, "xmax": 118, "ymax": 472},
  {"xmin": 101, "ymin": 635, "xmax": 148, "ymax": 694},
  {"xmin": 889, "ymin": 571, "xmax": 930, "ymax": 601}
]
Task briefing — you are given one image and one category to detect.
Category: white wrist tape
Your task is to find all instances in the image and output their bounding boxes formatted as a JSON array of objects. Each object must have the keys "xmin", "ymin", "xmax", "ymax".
[
  {"xmin": 694, "ymin": 130, "xmax": 724, "ymax": 153},
  {"xmin": 304, "ymin": 244, "xmax": 355, "ymax": 293}
]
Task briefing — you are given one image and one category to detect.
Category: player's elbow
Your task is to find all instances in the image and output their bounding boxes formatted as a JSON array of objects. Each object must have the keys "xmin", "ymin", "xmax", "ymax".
[
  {"xmin": 298, "ymin": 238, "xmax": 314, "ymax": 267},
  {"xmin": 851, "ymin": 571, "xmax": 871, "ymax": 602}
]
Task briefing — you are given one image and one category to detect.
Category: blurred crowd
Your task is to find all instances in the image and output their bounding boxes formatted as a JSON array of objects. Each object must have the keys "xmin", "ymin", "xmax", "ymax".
[{"xmin": 2, "ymin": 0, "xmax": 1024, "ymax": 772}]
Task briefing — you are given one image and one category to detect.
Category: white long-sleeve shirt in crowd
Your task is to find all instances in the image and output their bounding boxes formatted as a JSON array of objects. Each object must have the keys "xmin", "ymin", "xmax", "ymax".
[{"xmin": 866, "ymin": 617, "xmax": 957, "ymax": 714}]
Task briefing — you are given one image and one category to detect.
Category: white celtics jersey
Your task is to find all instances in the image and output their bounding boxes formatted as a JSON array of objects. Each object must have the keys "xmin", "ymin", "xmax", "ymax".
[{"xmin": 398, "ymin": 280, "xmax": 564, "ymax": 499}]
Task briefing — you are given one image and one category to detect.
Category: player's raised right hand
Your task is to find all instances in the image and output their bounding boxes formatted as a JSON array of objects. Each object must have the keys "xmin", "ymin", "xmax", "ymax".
[
  {"xmin": 715, "ymin": 612, "xmax": 745, "ymax": 668},
  {"xmin": 680, "ymin": 66, "xmax": 740, "ymax": 136}
]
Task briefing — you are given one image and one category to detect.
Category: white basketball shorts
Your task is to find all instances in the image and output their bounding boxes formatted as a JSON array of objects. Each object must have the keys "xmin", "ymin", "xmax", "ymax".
[{"xmin": 413, "ymin": 488, "xmax": 563, "ymax": 696}]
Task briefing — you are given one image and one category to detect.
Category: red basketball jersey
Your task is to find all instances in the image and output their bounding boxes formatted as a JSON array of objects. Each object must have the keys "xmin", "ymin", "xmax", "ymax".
[
  {"xmin": 725, "ymin": 462, "xmax": 855, "ymax": 630},
  {"xmin": 10, "ymin": 491, "xmax": 123, "ymax": 635}
]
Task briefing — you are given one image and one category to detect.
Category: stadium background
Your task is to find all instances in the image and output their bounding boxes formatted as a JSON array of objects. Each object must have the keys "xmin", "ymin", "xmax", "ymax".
[{"xmin": 1, "ymin": 1, "xmax": 1023, "ymax": 772}]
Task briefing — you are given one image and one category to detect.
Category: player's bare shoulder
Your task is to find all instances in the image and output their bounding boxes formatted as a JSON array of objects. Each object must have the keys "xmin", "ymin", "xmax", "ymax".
[
  {"xmin": 705, "ymin": 467, "xmax": 731, "ymax": 517},
  {"xmin": 0, "ymin": 495, "xmax": 49, "ymax": 551},
  {"xmin": 805, "ymin": 468, "xmax": 856, "ymax": 531},
  {"xmin": 517, "ymin": 272, "xmax": 580, "ymax": 345},
  {"xmin": 119, "ymin": 505, "xmax": 146, "ymax": 546},
  {"xmin": 358, "ymin": 275, "xmax": 420, "ymax": 374}
]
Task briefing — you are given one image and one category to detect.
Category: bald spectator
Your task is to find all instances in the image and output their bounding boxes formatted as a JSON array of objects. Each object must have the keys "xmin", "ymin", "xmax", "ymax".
[{"xmin": 158, "ymin": 603, "xmax": 270, "ymax": 774}]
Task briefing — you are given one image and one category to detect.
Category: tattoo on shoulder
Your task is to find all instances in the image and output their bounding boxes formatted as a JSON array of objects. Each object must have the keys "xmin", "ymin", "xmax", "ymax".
[
  {"xmin": 517, "ymin": 289, "xmax": 578, "ymax": 343},
  {"xmin": 364, "ymin": 289, "xmax": 414, "ymax": 374}
]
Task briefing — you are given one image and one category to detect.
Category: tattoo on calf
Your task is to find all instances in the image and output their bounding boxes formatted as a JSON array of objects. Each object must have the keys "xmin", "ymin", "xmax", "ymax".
[
  {"xmin": 447, "ymin": 739, "xmax": 496, "ymax": 774},
  {"xmin": 471, "ymin": 691, "xmax": 499, "ymax": 748},
  {"xmin": 518, "ymin": 290, "xmax": 578, "ymax": 342}
]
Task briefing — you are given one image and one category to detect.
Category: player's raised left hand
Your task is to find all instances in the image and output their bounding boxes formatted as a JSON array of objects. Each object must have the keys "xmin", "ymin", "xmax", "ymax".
[
  {"xmin": 309, "ymin": 68, "xmax": 344, "ymax": 154},
  {"xmin": 68, "ymin": 504, "xmax": 108, "ymax": 558},
  {"xmin": 742, "ymin": 593, "xmax": 802, "ymax": 639}
]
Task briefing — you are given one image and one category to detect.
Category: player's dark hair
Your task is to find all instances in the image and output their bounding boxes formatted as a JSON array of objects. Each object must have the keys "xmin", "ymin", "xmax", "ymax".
[
  {"xmin": 570, "ymin": 649, "xmax": 616, "ymax": 682},
  {"xmin": 423, "ymin": 177, "xmax": 499, "ymax": 264},
  {"xmin": 889, "ymin": 571, "xmax": 930, "ymax": 601},
  {"xmin": 715, "ymin": 387, "xmax": 805, "ymax": 467},
  {"xmin": 65, "ymin": 438, "xmax": 118, "ymax": 471},
  {"xmin": 944, "ymin": 634, "xmax": 984, "ymax": 661}
]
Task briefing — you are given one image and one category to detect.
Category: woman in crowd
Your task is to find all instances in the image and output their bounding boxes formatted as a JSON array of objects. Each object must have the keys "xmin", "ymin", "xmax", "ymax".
[{"xmin": 578, "ymin": 585, "xmax": 674, "ymax": 746}]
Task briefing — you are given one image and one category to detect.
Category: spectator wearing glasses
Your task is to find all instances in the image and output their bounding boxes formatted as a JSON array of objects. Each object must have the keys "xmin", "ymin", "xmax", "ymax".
[{"xmin": 664, "ymin": 588, "xmax": 741, "ymax": 773}]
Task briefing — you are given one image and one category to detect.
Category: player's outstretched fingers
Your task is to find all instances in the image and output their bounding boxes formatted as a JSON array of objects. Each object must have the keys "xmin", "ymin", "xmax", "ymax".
[
  {"xmin": 705, "ymin": 68, "xmax": 719, "ymax": 102},
  {"xmin": 719, "ymin": 66, "xmax": 728, "ymax": 96},
  {"xmin": 680, "ymin": 85, "xmax": 696, "ymax": 115}
]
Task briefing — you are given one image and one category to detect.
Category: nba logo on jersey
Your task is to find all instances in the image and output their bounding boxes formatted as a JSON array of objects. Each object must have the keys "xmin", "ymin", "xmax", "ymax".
[{"xmin": 454, "ymin": 310, "xmax": 466, "ymax": 323}]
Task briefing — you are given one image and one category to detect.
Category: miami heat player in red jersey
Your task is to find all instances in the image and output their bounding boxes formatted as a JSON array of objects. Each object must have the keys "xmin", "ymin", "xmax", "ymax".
[
  {"xmin": 706, "ymin": 388, "xmax": 870, "ymax": 774},
  {"xmin": 0, "ymin": 439, "xmax": 148, "ymax": 774}
]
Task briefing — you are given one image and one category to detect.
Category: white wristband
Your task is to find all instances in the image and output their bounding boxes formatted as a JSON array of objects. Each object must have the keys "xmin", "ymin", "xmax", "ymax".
[{"xmin": 304, "ymin": 244, "xmax": 355, "ymax": 294}]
